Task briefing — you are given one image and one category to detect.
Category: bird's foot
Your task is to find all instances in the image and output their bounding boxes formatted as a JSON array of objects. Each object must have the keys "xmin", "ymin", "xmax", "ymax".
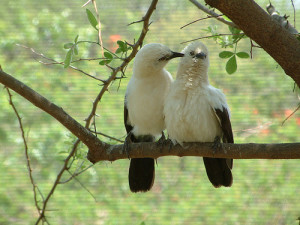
[
  {"xmin": 123, "ymin": 132, "xmax": 133, "ymax": 159},
  {"xmin": 156, "ymin": 132, "xmax": 166, "ymax": 153}
]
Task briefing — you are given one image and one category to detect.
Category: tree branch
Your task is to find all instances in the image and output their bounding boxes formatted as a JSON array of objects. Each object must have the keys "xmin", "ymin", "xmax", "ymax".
[
  {"xmin": 87, "ymin": 142, "xmax": 300, "ymax": 163},
  {"xmin": 204, "ymin": 0, "xmax": 300, "ymax": 87}
]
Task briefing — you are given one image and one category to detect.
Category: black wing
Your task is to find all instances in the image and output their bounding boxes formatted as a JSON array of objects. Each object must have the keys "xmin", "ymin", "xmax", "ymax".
[
  {"xmin": 124, "ymin": 101, "xmax": 133, "ymax": 134},
  {"xmin": 203, "ymin": 105, "xmax": 234, "ymax": 188},
  {"xmin": 214, "ymin": 106, "xmax": 234, "ymax": 144},
  {"xmin": 214, "ymin": 106, "xmax": 233, "ymax": 169}
]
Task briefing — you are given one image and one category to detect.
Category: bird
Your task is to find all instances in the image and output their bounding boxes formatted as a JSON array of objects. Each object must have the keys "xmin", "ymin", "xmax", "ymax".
[
  {"xmin": 164, "ymin": 41, "xmax": 233, "ymax": 188},
  {"xmin": 124, "ymin": 43, "xmax": 184, "ymax": 192}
]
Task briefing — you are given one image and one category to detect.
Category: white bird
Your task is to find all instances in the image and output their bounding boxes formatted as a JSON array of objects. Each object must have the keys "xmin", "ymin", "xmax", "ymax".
[
  {"xmin": 124, "ymin": 43, "xmax": 184, "ymax": 192},
  {"xmin": 164, "ymin": 41, "xmax": 233, "ymax": 188}
]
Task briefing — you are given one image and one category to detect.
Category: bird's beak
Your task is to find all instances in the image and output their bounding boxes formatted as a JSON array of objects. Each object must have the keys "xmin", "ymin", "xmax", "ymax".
[
  {"xmin": 194, "ymin": 52, "xmax": 206, "ymax": 59},
  {"xmin": 159, "ymin": 52, "xmax": 184, "ymax": 61},
  {"xmin": 169, "ymin": 51, "xmax": 185, "ymax": 59}
]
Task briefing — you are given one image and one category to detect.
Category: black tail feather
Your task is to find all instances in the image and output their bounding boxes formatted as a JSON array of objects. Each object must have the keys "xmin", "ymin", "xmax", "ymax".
[
  {"xmin": 129, "ymin": 158, "xmax": 155, "ymax": 192},
  {"xmin": 203, "ymin": 157, "xmax": 233, "ymax": 188}
]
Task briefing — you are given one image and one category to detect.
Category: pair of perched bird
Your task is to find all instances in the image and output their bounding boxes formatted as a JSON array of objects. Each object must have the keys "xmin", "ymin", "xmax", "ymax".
[{"xmin": 124, "ymin": 42, "xmax": 234, "ymax": 193}]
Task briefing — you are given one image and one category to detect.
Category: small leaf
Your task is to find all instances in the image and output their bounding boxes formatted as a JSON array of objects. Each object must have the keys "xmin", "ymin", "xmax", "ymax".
[
  {"xmin": 139, "ymin": 222, "xmax": 146, "ymax": 225},
  {"xmin": 99, "ymin": 59, "xmax": 112, "ymax": 65},
  {"xmin": 64, "ymin": 43, "xmax": 73, "ymax": 49},
  {"xmin": 64, "ymin": 49, "xmax": 73, "ymax": 68},
  {"xmin": 219, "ymin": 51, "xmax": 234, "ymax": 58},
  {"xmin": 104, "ymin": 52, "xmax": 113, "ymax": 59},
  {"xmin": 236, "ymin": 52, "xmax": 249, "ymax": 58},
  {"xmin": 115, "ymin": 48, "xmax": 122, "ymax": 54},
  {"xmin": 117, "ymin": 40, "xmax": 125, "ymax": 48},
  {"xmin": 73, "ymin": 45, "xmax": 79, "ymax": 55},
  {"xmin": 226, "ymin": 55, "xmax": 237, "ymax": 74},
  {"xmin": 86, "ymin": 9, "xmax": 98, "ymax": 30},
  {"xmin": 74, "ymin": 35, "xmax": 79, "ymax": 43}
]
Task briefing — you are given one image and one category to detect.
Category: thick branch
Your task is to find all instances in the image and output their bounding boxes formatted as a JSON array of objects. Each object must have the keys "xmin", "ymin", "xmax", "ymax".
[
  {"xmin": 0, "ymin": 70, "xmax": 107, "ymax": 153},
  {"xmin": 204, "ymin": 0, "xmax": 300, "ymax": 87},
  {"xmin": 87, "ymin": 142, "xmax": 300, "ymax": 163}
]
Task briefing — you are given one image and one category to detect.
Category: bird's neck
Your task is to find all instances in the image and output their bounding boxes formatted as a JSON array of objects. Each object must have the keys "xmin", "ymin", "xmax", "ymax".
[{"xmin": 176, "ymin": 67, "xmax": 209, "ymax": 89}]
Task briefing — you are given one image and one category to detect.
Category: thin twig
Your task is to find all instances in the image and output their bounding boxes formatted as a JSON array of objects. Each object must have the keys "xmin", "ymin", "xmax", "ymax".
[
  {"xmin": 89, "ymin": 130, "xmax": 124, "ymax": 143},
  {"xmin": 65, "ymin": 169, "xmax": 97, "ymax": 201},
  {"xmin": 180, "ymin": 14, "xmax": 223, "ymax": 29},
  {"xmin": 5, "ymin": 87, "xmax": 44, "ymax": 222},
  {"xmin": 91, "ymin": 0, "xmax": 104, "ymax": 57},
  {"xmin": 60, "ymin": 164, "xmax": 94, "ymax": 184},
  {"xmin": 16, "ymin": 44, "xmax": 106, "ymax": 83},
  {"xmin": 189, "ymin": 0, "xmax": 239, "ymax": 29},
  {"xmin": 282, "ymin": 103, "xmax": 300, "ymax": 125},
  {"xmin": 180, "ymin": 33, "xmax": 245, "ymax": 44},
  {"xmin": 127, "ymin": 19, "xmax": 144, "ymax": 26},
  {"xmin": 35, "ymin": 139, "xmax": 81, "ymax": 224},
  {"xmin": 291, "ymin": 0, "xmax": 296, "ymax": 28}
]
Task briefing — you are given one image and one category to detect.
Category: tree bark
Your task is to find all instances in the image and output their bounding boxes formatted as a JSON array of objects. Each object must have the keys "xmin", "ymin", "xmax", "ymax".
[
  {"xmin": 88, "ymin": 142, "xmax": 300, "ymax": 163},
  {"xmin": 205, "ymin": 0, "xmax": 300, "ymax": 86}
]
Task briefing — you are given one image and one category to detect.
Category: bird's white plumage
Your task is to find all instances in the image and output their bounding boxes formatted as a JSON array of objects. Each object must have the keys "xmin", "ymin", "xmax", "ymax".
[
  {"xmin": 125, "ymin": 43, "xmax": 174, "ymax": 137},
  {"xmin": 164, "ymin": 41, "xmax": 230, "ymax": 144}
]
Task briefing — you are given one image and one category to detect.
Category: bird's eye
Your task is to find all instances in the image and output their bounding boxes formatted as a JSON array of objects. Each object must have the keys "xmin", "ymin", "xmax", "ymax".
[{"xmin": 189, "ymin": 51, "xmax": 195, "ymax": 56}]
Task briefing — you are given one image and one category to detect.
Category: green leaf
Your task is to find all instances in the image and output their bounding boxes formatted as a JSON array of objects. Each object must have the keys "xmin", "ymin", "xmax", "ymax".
[
  {"xmin": 74, "ymin": 35, "xmax": 79, "ymax": 43},
  {"xmin": 104, "ymin": 52, "xmax": 113, "ymax": 59},
  {"xmin": 226, "ymin": 55, "xmax": 237, "ymax": 74},
  {"xmin": 236, "ymin": 52, "xmax": 249, "ymax": 58},
  {"xmin": 229, "ymin": 25, "xmax": 241, "ymax": 35},
  {"xmin": 86, "ymin": 9, "xmax": 98, "ymax": 30},
  {"xmin": 115, "ymin": 48, "xmax": 122, "ymax": 54},
  {"xmin": 117, "ymin": 40, "xmax": 125, "ymax": 48},
  {"xmin": 73, "ymin": 45, "xmax": 79, "ymax": 55},
  {"xmin": 139, "ymin": 222, "xmax": 146, "ymax": 225},
  {"xmin": 219, "ymin": 51, "xmax": 234, "ymax": 58},
  {"xmin": 99, "ymin": 59, "xmax": 112, "ymax": 65},
  {"xmin": 64, "ymin": 49, "xmax": 72, "ymax": 68},
  {"xmin": 64, "ymin": 43, "xmax": 73, "ymax": 49}
]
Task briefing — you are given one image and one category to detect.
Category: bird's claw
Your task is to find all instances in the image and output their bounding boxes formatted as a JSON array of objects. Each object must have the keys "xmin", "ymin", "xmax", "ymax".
[{"xmin": 156, "ymin": 132, "xmax": 166, "ymax": 153}]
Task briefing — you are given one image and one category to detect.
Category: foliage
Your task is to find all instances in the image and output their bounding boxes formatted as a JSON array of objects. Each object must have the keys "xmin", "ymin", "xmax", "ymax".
[{"xmin": 0, "ymin": 0, "xmax": 300, "ymax": 224}]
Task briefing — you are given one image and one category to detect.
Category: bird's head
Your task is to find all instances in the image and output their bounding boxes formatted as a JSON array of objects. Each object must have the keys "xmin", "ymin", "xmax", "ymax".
[
  {"xmin": 133, "ymin": 43, "xmax": 184, "ymax": 74},
  {"xmin": 177, "ymin": 41, "xmax": 209, "ymax": 78}
]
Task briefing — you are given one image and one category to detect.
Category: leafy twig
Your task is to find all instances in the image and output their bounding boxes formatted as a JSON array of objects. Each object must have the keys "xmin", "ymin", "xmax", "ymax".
[
  {"xmin": 16, "ymin": 44, "xmax": 106, "ymax": 83},
  {"xmin": 92, "ymin": 0, "xmax": 104, "ymax": 57}
]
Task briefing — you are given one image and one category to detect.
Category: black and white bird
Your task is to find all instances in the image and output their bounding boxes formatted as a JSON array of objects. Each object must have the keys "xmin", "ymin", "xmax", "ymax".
[
  {"xmin": 164, "ymin": 41, "xmax": 233, "ymax": 188},
  {"xmin": 124, "ymin": 43, "xmax": 184, "ymax": 192}
]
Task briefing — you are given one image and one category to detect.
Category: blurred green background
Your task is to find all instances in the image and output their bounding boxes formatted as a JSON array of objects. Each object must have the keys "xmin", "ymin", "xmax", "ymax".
[{"xmin": 1, "ymin": 0, "xmax": 300, "ymax": 224}]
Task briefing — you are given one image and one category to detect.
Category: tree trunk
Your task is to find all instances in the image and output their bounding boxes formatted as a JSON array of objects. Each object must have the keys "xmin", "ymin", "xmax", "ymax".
[{"xmin": 205, "ymin": 0, "xmax": 300, "ymax": 86}]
